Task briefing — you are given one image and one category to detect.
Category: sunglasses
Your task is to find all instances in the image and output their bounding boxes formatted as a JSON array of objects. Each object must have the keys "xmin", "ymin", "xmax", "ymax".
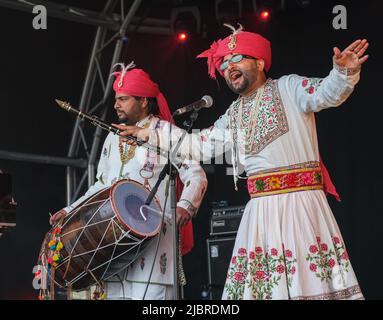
[{"xmin": 219, "ymin": 54, "xmax": 256, "ymax": 71}]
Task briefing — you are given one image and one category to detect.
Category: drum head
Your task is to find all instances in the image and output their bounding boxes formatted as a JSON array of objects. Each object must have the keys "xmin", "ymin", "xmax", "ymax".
[{"xmin": 111, "ymin": 180, "xmax": 162, "ymax": 237}]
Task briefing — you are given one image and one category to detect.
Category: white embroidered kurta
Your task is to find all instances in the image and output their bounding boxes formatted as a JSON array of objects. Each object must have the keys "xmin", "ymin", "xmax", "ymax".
[
  {"xmin": 147, "ymin": 65, "xmax": 364, "ymax": 300},
  {"xmin": 63, "ymin": 116, "xmax": 207, "ymax": 295}
]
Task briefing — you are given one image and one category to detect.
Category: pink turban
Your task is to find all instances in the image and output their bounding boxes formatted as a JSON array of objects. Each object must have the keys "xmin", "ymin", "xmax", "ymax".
[
  {"xmin": 112, "ymin": 64, "xmax": 173, "ymax": 123},
  {"xmin": 197, "ymin": 25, "xmax": 272, "ymax": 79}
]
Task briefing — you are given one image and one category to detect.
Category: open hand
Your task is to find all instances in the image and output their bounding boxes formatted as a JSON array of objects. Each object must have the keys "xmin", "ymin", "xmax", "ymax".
[{"xmin": 333, "ymin": 39, "xmax": 369, "ymax": 68}]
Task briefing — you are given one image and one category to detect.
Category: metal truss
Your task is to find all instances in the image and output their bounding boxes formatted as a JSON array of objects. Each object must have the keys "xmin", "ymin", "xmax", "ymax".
[{"xmin": 0, "ymin": 0, "xmax": 173, "ymax": 206}]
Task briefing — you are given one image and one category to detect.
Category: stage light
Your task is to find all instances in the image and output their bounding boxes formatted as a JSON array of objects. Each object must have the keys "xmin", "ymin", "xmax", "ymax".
[
  {"xmin": 255, "ymin": 5, "xmax": 273, "ymax": 23},
  {"xmin": 171, "ymin": 6, "xmax": 201, "ymax": 43},
  {"xmin": 259, "ymin": 9, "xmax": 271, "ymax": 21},
  {"xmin": 177, "ymin": 32, "xmax": 188, "ymax": 42}
]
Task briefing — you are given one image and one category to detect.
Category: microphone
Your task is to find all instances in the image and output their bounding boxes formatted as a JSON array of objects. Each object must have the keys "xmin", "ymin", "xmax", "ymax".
[{"xmin": 173, "ymin": 95, "xmax": 213, "ymax": 116}]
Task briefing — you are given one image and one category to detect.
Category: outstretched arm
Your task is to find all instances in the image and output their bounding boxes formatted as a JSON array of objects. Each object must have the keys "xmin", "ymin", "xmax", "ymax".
[
  {"xmin": 112, "ymin": 112, "xmax": 232, "ymax": 162},
  {"xmin": 285, "ymin": 39, "xmax": 369, "ymax": 113}
]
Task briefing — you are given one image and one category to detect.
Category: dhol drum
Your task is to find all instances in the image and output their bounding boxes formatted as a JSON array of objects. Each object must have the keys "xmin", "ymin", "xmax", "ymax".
[{"xmin": 39, "ymin": 179, "xmax": 163, "ymax": 291}]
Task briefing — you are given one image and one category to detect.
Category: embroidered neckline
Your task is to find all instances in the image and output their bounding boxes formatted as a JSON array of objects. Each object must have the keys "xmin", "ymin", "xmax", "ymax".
[{"xmin": 118, "ymin": 116, "xmax": 152, "ymax": 165}]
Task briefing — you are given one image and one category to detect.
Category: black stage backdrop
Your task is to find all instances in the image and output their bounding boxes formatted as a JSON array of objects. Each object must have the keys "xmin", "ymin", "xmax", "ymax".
[{"xmin": 0, "ymin": 0, "xmax": 382, "ymax": 299}]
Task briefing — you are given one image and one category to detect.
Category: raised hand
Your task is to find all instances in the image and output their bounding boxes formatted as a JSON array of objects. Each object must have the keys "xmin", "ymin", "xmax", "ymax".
[
  {"xmin": 333, "ymin": 39, "xmax": 369, "ymax": 69},
  {"xmin": 49, "ymin": 208, "xmax": 66, "ymax": 225}
]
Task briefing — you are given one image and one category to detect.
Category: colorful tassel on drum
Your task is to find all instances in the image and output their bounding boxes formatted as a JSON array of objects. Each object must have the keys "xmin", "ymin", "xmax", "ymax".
[
  {"xmin": 47, "ymin": 227, "xmax": 64, "ymax": 269},
  {"xmin": 93, "ymin": 284, "xmax": 106, "ymax": 300}
]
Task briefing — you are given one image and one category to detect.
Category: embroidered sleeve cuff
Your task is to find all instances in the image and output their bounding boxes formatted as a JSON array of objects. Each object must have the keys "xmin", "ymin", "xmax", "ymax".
[
  {"xmin": 177, "ymin": 199, "xmax": 198, "ymax": 217},
  {"xmin": 333, "ymin": 61, "xmax": 361, "ymax": 76}
]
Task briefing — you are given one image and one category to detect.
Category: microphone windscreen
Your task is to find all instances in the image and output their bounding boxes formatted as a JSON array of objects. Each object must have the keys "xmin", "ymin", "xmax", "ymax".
[{"xmin": 202, "ymin": 95, "xmax": 213, "ymax": 108}]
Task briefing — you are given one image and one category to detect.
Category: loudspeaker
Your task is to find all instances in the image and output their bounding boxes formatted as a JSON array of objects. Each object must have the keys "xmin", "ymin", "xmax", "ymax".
[
  {"xmin": 210, "ymin": 205, "xmax": 244, "ymax": 236},
  {"xmin": 206, "ymin": 236, "xmax": 236, "ymax": 299}
]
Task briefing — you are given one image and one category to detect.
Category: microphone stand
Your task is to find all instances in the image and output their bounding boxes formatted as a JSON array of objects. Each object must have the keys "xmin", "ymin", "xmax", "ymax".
[{"xmin": 144, "ymin": 109, "xmax": 200, "ymax": 300}]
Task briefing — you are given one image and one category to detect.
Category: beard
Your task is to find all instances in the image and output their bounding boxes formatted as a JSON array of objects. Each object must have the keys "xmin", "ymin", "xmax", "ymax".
[
  {"xmin": 117, "ymin": 111, "xmax": 137, "ymax": 125},
  {"xmin": 225, "ymin": 69, "xmax": 257, "ymax": 95},
  {"xmin": 226, "ymin": 75, "xmax": 249, "ymax": 94}
]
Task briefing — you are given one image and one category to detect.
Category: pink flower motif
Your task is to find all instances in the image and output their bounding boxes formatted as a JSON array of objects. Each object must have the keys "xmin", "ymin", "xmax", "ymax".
[
  {"xmin": 285, "ymin": 250, "xmax": 293, "ymax": 258},
  {"xmin": 342, "ymin": 251, "xmax": 349, "ymax": 260},
  {"xmin": 255, "ymin": 270, "xmax": 266, "ymax": 280},
  {"xmin": 328, "ymin": 259, "xmax": 335, "ymax": 268},
  {"xmin": 249, "ymin": 251, "xmax": 255, "ymax": 260},
  {"xmin": 238, "ymin": 264, "xmax": 243, "ymax": 270},
  {"xmin": 332, "ymin": 236, "xmax": 340, "ymax": 245},
  {"xmin": 264, "ymin": 95, "xmax": 271, "ymax": 101},
  {"xmin": 309, "ymin": 245, "xmax": 318, "ymax": 254},
  {"xmin": 234, "ymin": 272, "xmax": 245, "ymax": 283},
  {"xmin": 257, "ymin": 263, "xmax": 263, "ymax": 268},
  {"xmin": 238, "ymin": 248, "xmax": 247, "ymax": 256},
  {"xmin": 255, "ymin": 247, "xmax": 263, "ymax": 255},
  {"xmin": 320, "ymin": 243, "xmax": 328, "ymax": 252},
  {"xmin": 231, "ymin": 256, "xmax": 237, "ymax": 264},
  {"xmin": 247, "ymin": 180, "xmax": 255, "ymax": 194},
  {"xmin": 308, "ymin": 86, "xmax": 314, "ymax": 94},
  {"xmin": 309, "ymin": 263, "xmax": 317, "ymax": 272},
  {"xmin": 302, "ymin": 79, "xmax": 308, "ymax": 87},
  {"xmin": 271, "ymin": 248, "xmax": 278, "ymax": 256},
  {"xmin": 200, "ymin": 135, "xmax": 208, "ymax": 142},
  {"xmin": 300, "ymin": 172, "xmax": 314, "ymax": 185},
  {"xmin": 276, "ymin": 264, "xmax": 285, "ymax": 274},
  {"xmin": 291, "ymin": 266, "xmax": 296, "ymax": 275},
  {"xmin": 270, "ymin": 106, "xmax": 276, "ymax": 113},
  {"xmin": 316, "ymin": 237, "xmax": 321, "ymax": 243}
]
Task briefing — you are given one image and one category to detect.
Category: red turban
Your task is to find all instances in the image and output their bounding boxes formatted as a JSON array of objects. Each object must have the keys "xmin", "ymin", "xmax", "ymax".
[
  {"xmin": 197, "ymin": 25, "xmax": 272, "ymax": 79},
  {"xmin": 112, "ymin": 65, "xmax": 173, "ymax": 123},
  {"xmin": 112, "ymin": 63, "xmax": 194, "ymax": 255}
]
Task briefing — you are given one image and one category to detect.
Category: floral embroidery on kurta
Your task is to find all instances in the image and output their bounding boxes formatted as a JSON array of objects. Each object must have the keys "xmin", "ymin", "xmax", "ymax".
[
  {"xmin": 159, "ymin": 253, "xmax": 167, "ymax": 274},
  {"xmin": 225, "ymin": 247, "xmax": 249, "ymax": 300},
  {"xmin": 225, "ymin": 245, "xmax": 297, "ymax": 300},
  {"xmin": 301, "ymin": 78, "xmax": 323, "ymax": 94},
  {"xmin": 200, "ymin": 126, "xmax": 214, "ymax": 142},
  {"xmin": 230, "ymin": 79, "xmax": 289, "ymax": 154},
  {"xmin": 306, "ymin": 236, "xmax": 350, "ymax": 283},
  {"xmin": 247, "ymin": 167, "xmax": 323, "ymax": 197}
]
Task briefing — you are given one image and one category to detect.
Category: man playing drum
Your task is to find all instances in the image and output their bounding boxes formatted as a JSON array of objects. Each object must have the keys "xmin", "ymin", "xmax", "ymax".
[{"xmin": 50, "ymin": 62, "xmax": 208, "ymax": 300}]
